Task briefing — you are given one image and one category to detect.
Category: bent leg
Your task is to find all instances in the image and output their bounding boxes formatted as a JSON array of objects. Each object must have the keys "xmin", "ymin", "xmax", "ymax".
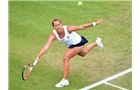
[
  {"xmin": 78, "ymin": 42, "xmax": 97, "ymax": 57},
  {"xmin": 63, "ymin": 46, "xmax": 83, "ymax": 80}
]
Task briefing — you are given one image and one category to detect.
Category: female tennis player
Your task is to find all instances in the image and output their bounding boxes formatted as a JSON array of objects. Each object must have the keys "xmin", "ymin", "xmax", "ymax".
[{"xmin": 34, "ymin": 18, "xmax": 103, "ymax": 87}]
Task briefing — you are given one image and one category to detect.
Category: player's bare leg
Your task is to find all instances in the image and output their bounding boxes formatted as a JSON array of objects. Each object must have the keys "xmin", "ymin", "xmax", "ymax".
[
  {"xmin": 78, "ymin": 37, "xmax": 103, "ymax": 57},
  {"xmin": 55, "ymin": 46, "xmax": 83, "ymax": 87},
  {"xmin": 55, "ymin": 37, "xmax": 103, "ymax": 87},
  {"xmin": 78, "ymin": 42, "xmax": 97, "ymax": 57}
]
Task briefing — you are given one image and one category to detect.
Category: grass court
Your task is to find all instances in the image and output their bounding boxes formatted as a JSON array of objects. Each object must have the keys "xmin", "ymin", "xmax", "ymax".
[{"xmin": 9, "ymin": 0, "xmax": 132, "ymax": 90}]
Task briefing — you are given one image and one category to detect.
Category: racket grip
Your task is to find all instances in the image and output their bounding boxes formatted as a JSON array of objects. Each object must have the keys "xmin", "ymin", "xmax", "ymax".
[{"xmin": 33, "ymin": 61, "xmax": 38, "ymax": 66}]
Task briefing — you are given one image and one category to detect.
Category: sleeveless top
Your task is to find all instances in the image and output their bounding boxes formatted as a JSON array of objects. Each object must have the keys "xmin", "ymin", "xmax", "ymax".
[{"xmin": 53, "ymin": 26, "xmax": 81, "ymax": 47}]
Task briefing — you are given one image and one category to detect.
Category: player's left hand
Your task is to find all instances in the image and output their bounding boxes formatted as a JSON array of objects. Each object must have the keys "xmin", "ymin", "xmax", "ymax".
[{"xmin": 96, "ymin": 18, "xmax": 103, "ymax": 25}]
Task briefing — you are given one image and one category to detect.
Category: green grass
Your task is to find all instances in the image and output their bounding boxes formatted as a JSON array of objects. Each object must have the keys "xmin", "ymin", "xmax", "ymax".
[{"xmin": 9, "ymin": 1, "xmax": 132, "ymax": 90}]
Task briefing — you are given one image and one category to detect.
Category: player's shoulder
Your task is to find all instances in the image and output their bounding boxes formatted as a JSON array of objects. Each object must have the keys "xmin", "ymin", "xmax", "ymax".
[
  {"xmin": 63, "ymin": 25, "xmax": 67, "ymax": 28},
  {"xmin": 63, "ymin": 25, "xmax": 68, "ymax": 31},
  {"xmin": 49, "ymin": 32, "xmax": 56, "ymax": 40}
]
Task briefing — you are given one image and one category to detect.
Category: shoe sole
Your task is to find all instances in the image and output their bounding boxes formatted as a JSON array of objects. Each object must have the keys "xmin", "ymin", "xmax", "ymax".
[{"xmin": 55, "ymin": 83, "xmax": 69, "ymax": 88}]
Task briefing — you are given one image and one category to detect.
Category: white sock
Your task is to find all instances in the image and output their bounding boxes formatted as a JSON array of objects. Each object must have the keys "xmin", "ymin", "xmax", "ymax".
[{"xmin": 62, "ymin": 78, "xmax": 68, "ymax": 81}]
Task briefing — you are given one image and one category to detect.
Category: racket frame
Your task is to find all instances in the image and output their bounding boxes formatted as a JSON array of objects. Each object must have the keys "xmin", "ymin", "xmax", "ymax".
[{"xmin": 22, "ymin": 63, "xmax": 33, "ymax": 81}]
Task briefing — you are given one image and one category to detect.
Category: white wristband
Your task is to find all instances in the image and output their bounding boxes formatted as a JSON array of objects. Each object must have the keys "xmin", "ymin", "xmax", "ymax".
[
  {"xmin": 92, "ymin": 22, "xmax": 96, "ymax": 26},
  {"xmin": 33, "ymin": 61, "xmax": 38, "ymax": 66}
]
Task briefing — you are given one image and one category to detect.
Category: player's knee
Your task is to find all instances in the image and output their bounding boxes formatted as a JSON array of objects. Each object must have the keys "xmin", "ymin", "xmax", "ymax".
[
  {"xmin": 80, "ymin": 54, "xmax": 86, "ymax": 57},
  {"xmin": 78, "ymin": 53, "xmax": 86, "ymax": 57},
  {"xmin": 63, "ymin": 56, "xmax": 69, "ymax": 62}
]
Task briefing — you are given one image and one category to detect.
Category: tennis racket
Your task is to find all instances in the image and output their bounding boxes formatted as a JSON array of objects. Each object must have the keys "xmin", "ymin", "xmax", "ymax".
[{"xmin": 22, "ymin": 61, "xmax": 38, "ymax": 81}]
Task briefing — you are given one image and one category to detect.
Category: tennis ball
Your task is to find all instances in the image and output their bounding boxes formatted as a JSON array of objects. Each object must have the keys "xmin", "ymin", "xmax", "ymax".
[{"xmin": 78, "ymin": 1, "xmax": 83, "ymax": 6}]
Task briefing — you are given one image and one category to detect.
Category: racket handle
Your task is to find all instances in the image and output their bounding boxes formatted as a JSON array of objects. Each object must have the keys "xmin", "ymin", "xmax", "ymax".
[
  {"xmin": 29, "ymin": 66, "xmax": 33, "ymax": 71},
  {"xmin": 32, "ymin": 61, "xmax": 38, "ymax": 66}
]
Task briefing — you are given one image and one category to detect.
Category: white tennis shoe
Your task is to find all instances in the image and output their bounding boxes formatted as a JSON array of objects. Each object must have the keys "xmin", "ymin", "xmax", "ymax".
[
  {"xmin": 96, "ymin": 37, "xmax": 103, "ymax": 49},
  {"xmin": 55, "ymin": 79, "xmax": 69, "ymax": 88}
]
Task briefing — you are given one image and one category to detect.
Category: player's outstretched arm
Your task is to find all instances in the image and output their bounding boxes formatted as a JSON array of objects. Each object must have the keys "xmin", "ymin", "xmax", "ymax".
[
  {"xmin": 34, "ymin": 33, "xmax": 56, "ymax": 63},
  {"xmin": 67, "ymin": 18, "xmax": 103, "ymax": 33}
]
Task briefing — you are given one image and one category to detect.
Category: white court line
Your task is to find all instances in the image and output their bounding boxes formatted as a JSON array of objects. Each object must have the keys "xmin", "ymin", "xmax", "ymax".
[
  {"xmin": 105, "ymin": 82, "xmax": 128, "ymax": 90},
  {"xmin": 79, "ymin": 68, "xmax": 132, "ymax": 90}
]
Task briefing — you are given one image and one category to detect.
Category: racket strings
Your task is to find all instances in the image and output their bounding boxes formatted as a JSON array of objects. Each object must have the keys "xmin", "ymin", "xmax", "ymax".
[
  {"xmin": 22, "ymin": 63, "xmax": 35, "ymax": 81},
  {"xmin": 23, "ymin": 64, "xmax": 33, "ymax": 80}
]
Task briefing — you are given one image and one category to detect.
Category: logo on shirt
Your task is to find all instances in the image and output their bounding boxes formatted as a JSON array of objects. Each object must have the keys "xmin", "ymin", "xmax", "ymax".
[
  {"xmin": 61, "ymin": 36, "xmax": 70, "ymax": 41},
  {"xmin": 67, "ymin": 36, "xmax": 70, "ymax": 39}
]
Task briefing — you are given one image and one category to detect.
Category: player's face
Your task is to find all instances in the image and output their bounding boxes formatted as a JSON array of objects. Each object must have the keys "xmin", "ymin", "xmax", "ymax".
[{"xmin": 53, "ymin": 21, "xmax": 63, "ymax": 33}]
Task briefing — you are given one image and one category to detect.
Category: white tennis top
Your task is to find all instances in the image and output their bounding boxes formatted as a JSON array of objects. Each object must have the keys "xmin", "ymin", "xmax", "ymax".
[{"xmin": 53, "ymin": 26, "xmax": 81, "ymax": 47}]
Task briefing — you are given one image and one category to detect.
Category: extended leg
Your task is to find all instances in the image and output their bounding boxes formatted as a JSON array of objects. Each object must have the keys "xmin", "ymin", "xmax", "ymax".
[
  {"xmin": 78, "ymin": 42, "xmax": 97, "ymax": 57},
  {"xmin": 78, "ymin": 37, "xmax": 103, "ymax": 57},
  {"xmin": 55, "ymin": 46, "xmax": 83, "ymax": 87},
  {"xmin": 63, "ymin": 46, "xmax": 83, "ymax": 79}
]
